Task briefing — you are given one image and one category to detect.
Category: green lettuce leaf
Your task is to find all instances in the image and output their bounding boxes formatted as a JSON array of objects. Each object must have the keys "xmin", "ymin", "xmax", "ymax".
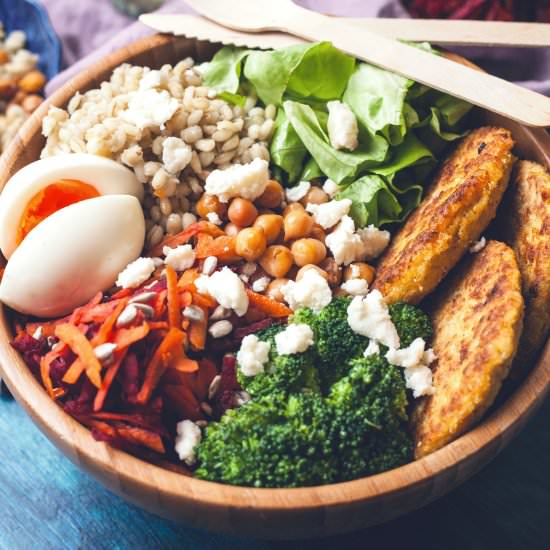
[
  {"xmin": 201, "ymin": 47, "xmax": 249, "ymax": 93},
  {"xmin": 283, "ymin": 100, "xmax": 388, "ymax": 184}
]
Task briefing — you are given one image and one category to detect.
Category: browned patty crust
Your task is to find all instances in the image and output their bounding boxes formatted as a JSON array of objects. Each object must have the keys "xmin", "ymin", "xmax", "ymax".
[
  {"xmin": 373, "ymin": 127, "xmax": 515, "ymax": 304},
  {"xmin": 412, "ymin": 240, "xmax": 524, "ymax": 458}
]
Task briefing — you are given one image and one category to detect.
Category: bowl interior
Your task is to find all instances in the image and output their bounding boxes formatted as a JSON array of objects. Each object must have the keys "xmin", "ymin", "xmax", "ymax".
[{"xmin": 0, "ymin": 34, "xmax": 549, "ymax": 539}]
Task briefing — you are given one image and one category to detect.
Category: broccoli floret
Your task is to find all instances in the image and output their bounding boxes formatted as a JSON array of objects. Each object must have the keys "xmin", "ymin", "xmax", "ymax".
[
  {"xmin": 328, "ymin": 354, "xmax": 412, "ymax": 480},
  {"xmin": 195, "ymin": 392, "xmax": 338, "ymax": 488},
  {"xmin": 293, "ymin": 297, "xmax": 369, "ymax": 388},
  {"xmin": 237, "ymin": 324, "xmax": 320, "ymax": 398},
  {"xmin": 389, "ymin": 302, "xmax": 433, "ymax": 347}
]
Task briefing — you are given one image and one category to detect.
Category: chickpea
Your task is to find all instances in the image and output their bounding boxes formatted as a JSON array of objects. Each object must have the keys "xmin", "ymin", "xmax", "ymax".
[
  {"xmin": 309, "ymin": 223, "xmax": 326, "ymax": 243},
  {"xmin": 227, "ymin": 198, "xmax": 258, "ymax": 227},
  {"xmin": 319, "ymin": 257, "xmax": 342, "ymax": 287},
  {"xmin": 266, "ymin": 278, "xmax": 290, "ymax": 302},
  {"xmin": 21, "ymin": 94, "xmax": 42, "ymax": 113},
  {"xmin": 18, "ymin": 70, "xmax": 46, "ymax": 93},
  {"xmin": 224, "ymin": 222, "xmax": 241, "ymax": 237},
  {"xmin": 290, "ymin": 238, "xmax": 326, "ymax": 267},
  {"xmin": 259, "ymin": 245, "xmax": 294, "ymax": 278},
  {"xmin": 0, "ymin": 49, "xmax": 8, "ymax": 65},
  {"xmin": 343, "ymin": 262, "xmax": 376, "ymax": 285},
  {"xmin": 283, "ymin": 209, "xmax": 314, "ymax": 241},
  {"xmin": 257, "ymin": 180, "xmax": 284, "ymax": 208},
  {"xmin": 253, "ymin": 214, "xmax": 283, "ymax": 244},
  {"xmin": 296, "ymin": 264, "xmax": 328, "ymax": 281},
  {"xmin": 235, "ymin": 227, "xmax": 267, "ymax": 262},
  {"xmin": 196, "ymin": 193, "xmax": 227, "ymax": 220},
  {"xmin": 282, "ymin": 202, "xmax": 304, "ymax": 217},
  {"xmin": 300, "ymin": 186, "xmax": 328, "ymax": 206}
]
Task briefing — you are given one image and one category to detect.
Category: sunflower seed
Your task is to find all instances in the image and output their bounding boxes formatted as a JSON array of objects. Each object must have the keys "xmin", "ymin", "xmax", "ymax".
[
  {"xmin": 195, "ymin": 420, "xmax": 208, "ymax": 428},
  {"xmin": 116, "ymin": 304, "xmax": 138, "ymax": 328},
  {"xmin": 200, "ymin": 402, "xmax": 213, "ymax": 416},
  {"xmin": 208, "ymin": 320, "xmax": 233, "ymax": 338},
  {"xmin": 133, "ymin": 303, "xmax": 155, "ymax": 319},
  {"xmin": 208, "ymin": 375, "xmax": 221, "ymax": 400},
  {"xmin": 32, "ymin": 326, "xmax": 43, "ymax": 340},
  {"xmin": 202, "ymin": 256, "xmax": 218, "ymax": 275},
  {"xmin": 210, "ymin": 305, "xmax": 230, "ymax": 321},
  {"xmin": 129, "ymin": 291, "xmax": 157, "ymax": 304},
  {"xmin": 94, "ymin": 343, "xmax": 117, "ymax": 364},
  {"xmin": 234, "ymin": 390, "xmax": 251, "ymax": 407},
  {"xmin": 183, "ymin": 305, "xmax": 204, "ymax": 322}
]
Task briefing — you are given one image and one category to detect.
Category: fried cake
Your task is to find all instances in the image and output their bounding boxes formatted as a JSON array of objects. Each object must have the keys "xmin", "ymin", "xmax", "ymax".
[
  {"xmin": 505, "ymin": 160, "xmax": 550, "ymax": 373},
  {"xmin": 373, "ymin": 127, "xmax": 515, "ymax": 304},
  {"xmin": 413, "ymin": 240, "xmax": 524, "ymax": 458}
]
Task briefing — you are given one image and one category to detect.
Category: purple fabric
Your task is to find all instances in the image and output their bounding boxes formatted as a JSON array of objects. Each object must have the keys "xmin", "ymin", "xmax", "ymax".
[{"xmin": 43, "ymin": 0, "xmax": 550, "ymax": 97}]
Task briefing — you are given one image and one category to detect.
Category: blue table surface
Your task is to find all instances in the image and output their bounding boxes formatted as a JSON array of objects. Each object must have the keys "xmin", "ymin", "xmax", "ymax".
[{"xmin": 1, "ymin": 391, "xmax": 549, "ymax": 550}]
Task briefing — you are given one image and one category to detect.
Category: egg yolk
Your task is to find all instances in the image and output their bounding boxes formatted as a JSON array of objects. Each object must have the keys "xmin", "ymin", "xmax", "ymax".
[{"xmin": 17, "ymin": 179, "xmax": 100, "ymax": 244}]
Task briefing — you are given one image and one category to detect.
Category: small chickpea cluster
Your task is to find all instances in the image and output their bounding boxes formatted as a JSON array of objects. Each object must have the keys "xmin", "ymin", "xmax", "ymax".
[
  {"xmin": 195, "ymin": 181, "xmax": 376, "ymax": 300},
  {"xmin": 0, "ymin": 25, "xmax": 45, "ymax": 153}
]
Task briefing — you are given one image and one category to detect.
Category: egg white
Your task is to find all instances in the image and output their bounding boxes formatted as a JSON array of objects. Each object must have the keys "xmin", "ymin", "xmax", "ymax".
[
  {"xmin": 0, "ymin": 154, "xmax": 144, "ymax": 259},
  {"xmin": 0, "ymin": 195, "xmax": 145, "ymax": 317}
]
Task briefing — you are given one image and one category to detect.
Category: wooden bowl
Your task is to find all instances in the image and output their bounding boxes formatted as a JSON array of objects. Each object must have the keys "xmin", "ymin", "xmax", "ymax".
[{"xmin": 0, "ymin": 34, "xmax": 549, "ymax": 540}]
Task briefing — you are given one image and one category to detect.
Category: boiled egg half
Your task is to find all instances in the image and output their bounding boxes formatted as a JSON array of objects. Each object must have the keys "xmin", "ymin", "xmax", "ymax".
[
  {"xmin": 0, "ymin": 154, "xmax": 143, "ymax": 259},
  {"xmin": 0, "ymin": 195, "xmax": 145, "ymax": 317}
]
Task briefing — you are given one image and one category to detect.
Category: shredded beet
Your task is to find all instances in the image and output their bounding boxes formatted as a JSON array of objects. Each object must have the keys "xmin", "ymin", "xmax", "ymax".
[
  {"xmin": 10, "ymin": 333, "xmax": 48, "ymax": 377},
  {"xmin": 212, "ymin": 354, "xmax": 241, "ymax": 416},
  {"xmin": 234, "ymin": 318, "xmax": 277, "ymax": 341}
]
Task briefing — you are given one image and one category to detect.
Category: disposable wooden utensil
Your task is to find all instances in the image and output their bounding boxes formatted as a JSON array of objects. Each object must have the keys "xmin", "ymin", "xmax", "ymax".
[
  {"xmin": 183, "ymin": 0, "xmax": 550, "ymax": 128},
  {"xmin": 141, "ymin": 13, "xmax": 550, "ymax": 48}
]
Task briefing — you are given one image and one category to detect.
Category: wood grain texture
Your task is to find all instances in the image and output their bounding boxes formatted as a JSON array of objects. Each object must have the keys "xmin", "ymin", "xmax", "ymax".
[{"xmin": 0, "ymin": 34, "xmax": 549, "ymax": 539}]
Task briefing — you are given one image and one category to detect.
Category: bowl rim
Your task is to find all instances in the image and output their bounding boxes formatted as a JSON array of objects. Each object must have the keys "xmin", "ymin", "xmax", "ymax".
[{"xmin": 0, "ymin": 32, "xmax": 549, "ymax": 527}]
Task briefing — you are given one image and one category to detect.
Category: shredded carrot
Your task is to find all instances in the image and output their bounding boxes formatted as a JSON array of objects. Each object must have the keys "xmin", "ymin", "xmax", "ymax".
[
  {"xmin": 69, "ymin": 291, "xmax": 102, "ymax": 324},
  {"xmin": 195, "ymin": 232, "xmax": 214, "ymax": 258},
  {"xmin": 136, "ymin": 328, "xmax": 186, "ymax": 405},
  {"xmin": 163, "ymin": 384, "xmax": 203, "ymax": 420},
  {"xmin": 113, "ymin": 322, "xmax": 150, "ymax": 349},
  {"xmin": 177, "ymin": 267, "xmax": 200, "ymax": 290},
  {"xmin": 55, "ymin": 323, "xmax": 103, "ymax": 389},
  {"xmin": 165, "ymin": 265, "xmax": 181, "ymax": 329},
  {"xmin": 62, "ymin": 358, "xmax": 84, "ymax": 385},
  {"xmin": 180, "ymin": 291, "xmax": 193, "ymax": 308},
  {"xmin": 111, "ymin": 287, "xmax": 132, "ymax": 300},
  {"xmin": 172, "ymin": 356, "xmax": 199, "ymax": 373},
  {"xmin": 245, "ymin": 289, "xmax": 292, "ymax": 317},
  {"xmin": 191, "ymin": 290, "xmax": 216, "ymax": 309},
  {"xmin": 147, "ymin": 321, "xmax": 169, "ymax": 331},
  {"xmin": 188, "ymin": 305, "xmax": 208, "ymax": 351},
  {"xmin": 115, "ymin": 426, "xmax": 165, "ymax": 453},
  {"xmin": 40, "ymin": 350, "xmax": 60, "ymax": 399},
  {"xmin": 195, "ymin": 235, "xmax": 239, "ymax": 262},
  {"xmin": 149, "ymin": 221, "xmax": 224, "ymax": 257},
  {"xmin": 153, "ymin": 289, "xmax": 167, "ymax": 318},
  {"xmin": 93, "ymin": 350, "xmax": 127, "ymax": 412},
  {"xmin": 92, "ymin": 299, "xmax": 128, "ymax": 346}
]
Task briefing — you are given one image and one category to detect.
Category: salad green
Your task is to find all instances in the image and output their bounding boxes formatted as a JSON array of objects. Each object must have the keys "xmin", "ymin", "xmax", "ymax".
[{"xmin": 202, "ymin": 41, "xmax": 472, "ymax": 228}]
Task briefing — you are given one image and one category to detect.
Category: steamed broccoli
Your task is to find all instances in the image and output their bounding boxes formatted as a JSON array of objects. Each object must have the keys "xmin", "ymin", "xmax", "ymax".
[
  {"xmin": 237, "ymin": 324, "xmax": 320, "ymax": 398},
  {"xmin": 389, "ymin": 302, "xmax": 433, "ymax": 347}
]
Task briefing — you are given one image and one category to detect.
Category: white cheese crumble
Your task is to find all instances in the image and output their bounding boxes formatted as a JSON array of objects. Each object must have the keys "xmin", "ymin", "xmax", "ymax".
[
  {"xmin": 404, "ymin": 366, "xmax": 434, "ymax": 398},
  {"xmin": 163, "ymin": 244, "xmax": 195, "ymax": 272},
  {"xmin": 122, "ymin": 88, "xmax": 179, "ymax": 130},
  {"xmin": 341, "ymin": 278, "xmax": 369, "ymax": 296},
  {"xmin": 204, "ymin": 157, "xmax": 269, "ymax": 203},
  {"xmin": 281, "ymin": 268, "xmax": 332, "ymax": 313},
  {"xmin": 346, "ymin": 290, "xmax": 400, "ymax": 349},
  {"xmin": 139, "ymin": 69, "xmax": 166, "ymax": 90},
  {"xmin": 275, "ymin": 323, "xmax": 314, "ymax": 355},
  {"xmin": 206, "ymin": 212, "xmax": 222, "ymax": 225},
  {"xmin": 385, "ymin": 338, "xmax": 426, "ymax": 368},
  {"xmin": 174, "ymin": 420, "xmax": 202, "ymax": 466},
  {"xmin": 325, "ymin": 215, "xmax": 390, "ymax": 265},
  {"xmin": 237, "ymin": 334, "xmax": 271, "ymax": 377},
  {"xmin": 469, "ymin": 236, "xmax": 487, "ymax": 253},
  {"xmin": 327, "ymin": 100, "xmax": 359, "ymax": 151},
  {"xmin": 306, "ymin": 198, "xmax": 352, "ymax": 229},
  {"xmin": 162, "ymin": 136, "xmax": 192, "ymax": 174},
  {"xmin": 252, "ymin": 276, "xmax": 270, "ymax": 293},
  {"xmin": 116, "ymin": 257, "xmax": 155, "ymax": 289},
  {"xmin": 285, "ymin": 180, "xmax": 311, "ymax": 202},
  {"xmin": 322, "ymin": 178, "xmax": 339, "ymax": 198},
  {"xmin": 363, "ymin": 339, "xmax": 380, "ymax": 357},
  {"xmin": 194, "ymin": 266, "xmax": 249, "ymax": 316}
]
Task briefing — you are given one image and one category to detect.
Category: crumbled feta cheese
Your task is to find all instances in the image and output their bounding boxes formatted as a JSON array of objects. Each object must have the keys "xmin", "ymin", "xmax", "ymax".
[
  {"xmin": 194, "ymin": 266, "xmax": 249, "ymax": 316},
  {"xmin": 162, "ymin": 137, "xmax": 192, "ymax": 174},
  {"xmin": 241, "ymin": 262, "xmax": 257, "ymax": 276},
  {"xmin": 285, "ymin": 180, "xmax": 311, "ymax": 202},
  {"xmin": 404, "ymin": 365, "xmax": 434, "ymax": 398},
  {"xmin": 326, "ymin": 216, "xmax": 390, "ymax": 265},
  {"xmin": 252, "ymin": 276, "xmax": 270, "ymax": 293},
  {"xmin": 275, "ymin": 324, "xmax": 314, "ymax": 355},
  {"xmin": 237, "ymin": 334, "xmax": 271, "ymax": 377},
  {"xmin": 423, "ymin": 348, "xmax": 437, "ymax": 365},
  {"xmin": 346, "ymin": 290, "xmax": 400, "ymax": 348},
  {"xmin": 122, "ymin": 88, "xmax": 179, "ymax": 130},
  {"xmin": 139, "ymin": 69, "xmax": 166, "ymax": 90},
  {"xmin": 363, "ymin": 339, "xmax": 380, "ymax": 357},
  {"xmin": 341, "ymin": 278, "xmax": 369, "ymax": 296},
  {"xmin": 385, "ymin": 338, "xmax": 426, "ymax": 368},
  {"xmin": 327, "ymin": 100, "xmax": 359, "ymax": 151},
  {"xmin": 206, "ymin": 212, "xmax": 222, "ymax": 225},
  {"xmin": 116, "ymin": 257, "xmax": 155, "ymax": 289},
  {"xmin": 322, "ymin": 178, "xmax": 339, "ymax": 198},
  {"xmin": 281, "ymin": 268, "xmax": 332, "ymax": 313},
  {"xmin": 306, "ymin": 198, "xmax": 352, "ymax": 229},
  {"xmin": 204, "ymin": 158, "xmax": 269, "ymax": 203},
  {"xmin": 174, "ymin": 420, "xmax": 202, "ymax": 465},
  {"xmin": 469, "ymin": 236, "xmax": 487, "ymax": 253},
  {"xmin": 202, "ymin": 256, "xmax": 218, "ymax": 275},
  {"xmin": 163, "ymin": 244, "xmax": 195, "ymax": 272}
]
